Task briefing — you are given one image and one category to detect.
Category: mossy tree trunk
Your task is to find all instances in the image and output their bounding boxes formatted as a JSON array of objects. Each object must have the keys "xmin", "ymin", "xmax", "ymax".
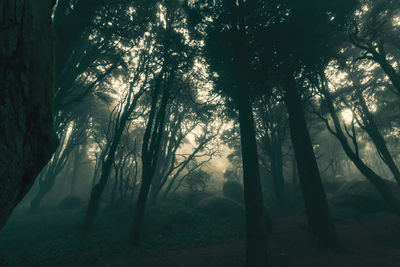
[{"xmin": 0, "ymin": 1, "xmax": 58, "ymax": 230}]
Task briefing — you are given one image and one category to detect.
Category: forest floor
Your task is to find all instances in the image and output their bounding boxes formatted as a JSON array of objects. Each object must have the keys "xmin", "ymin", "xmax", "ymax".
[
  {"xmin": 1, "ymin": 202, "xmax": 400, "ymax": 266},
  {"xmin": 85, "ymin": 213, "xmax": 400, "ymax": 267}
]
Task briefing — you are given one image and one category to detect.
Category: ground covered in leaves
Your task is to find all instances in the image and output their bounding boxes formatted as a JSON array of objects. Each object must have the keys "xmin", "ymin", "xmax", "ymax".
[{"xmin": 1, "ymin": 200, "xmax": 400, "ymax": 267}]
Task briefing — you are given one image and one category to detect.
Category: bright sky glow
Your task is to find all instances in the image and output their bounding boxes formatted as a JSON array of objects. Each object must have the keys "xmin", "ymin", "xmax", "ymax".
[{"xmin": 341, "ymin": 108, "xmax": 354, "ymax": 124}]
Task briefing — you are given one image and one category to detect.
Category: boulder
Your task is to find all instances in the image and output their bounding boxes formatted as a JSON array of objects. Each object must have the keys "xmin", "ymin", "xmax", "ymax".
[{"xmin": 330, "ymin": 180, "xmax": 400, "ymax": 213}]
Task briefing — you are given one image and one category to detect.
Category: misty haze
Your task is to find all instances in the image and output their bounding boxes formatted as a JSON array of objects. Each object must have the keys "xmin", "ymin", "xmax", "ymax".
[{"xmin": 1, "ymin": 0, "xmax": 400, "ymax": 266}]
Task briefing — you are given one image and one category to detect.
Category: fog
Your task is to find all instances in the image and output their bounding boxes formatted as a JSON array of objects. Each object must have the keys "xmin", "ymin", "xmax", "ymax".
[{"xmin": 1, "ymin": 0, "xmax": 400, "ymax": 266}]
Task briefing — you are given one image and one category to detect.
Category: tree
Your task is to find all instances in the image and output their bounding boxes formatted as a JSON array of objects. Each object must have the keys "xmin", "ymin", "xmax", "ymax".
[
  {"xmin": 315, "ymin": 72, "xmax": 400, "ymax": 213},
  {"xmin": 0, "ymin": 1, "xmax": 58, "ymax": 229},
  {"xmin": 254, "ymin": 92, "xmax": 289, "ymax": 209},
  {"xmin": 29, "ymin": 118, "xmax": 88, "ymax": 211},
  {"xmin": 350, "ymin": 0, "xmax": 400, "ymax": 94},
  {"xmin": 149, "ymin": 87, "xmax": 220, "ymax": 203},
  {"xmin": 130, "ymin": 0, "xmax": 204, "ymax": 245},
  {"xmin": 251, "ymin": 0, "xmax": 359, "ymax": 250},
  {"xmin": 198, "ymin": 0, "xmax": 271, "ymax": 264},
  {"xmin": 83, "ymin": 55, "xmax": 149, "ymax": 230}
]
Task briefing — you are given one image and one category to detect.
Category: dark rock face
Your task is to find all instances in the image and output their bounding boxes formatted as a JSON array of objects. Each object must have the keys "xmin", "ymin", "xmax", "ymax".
[{"xmin": 0, "ymin": 1, "xmax": 58, "ymax": 230}]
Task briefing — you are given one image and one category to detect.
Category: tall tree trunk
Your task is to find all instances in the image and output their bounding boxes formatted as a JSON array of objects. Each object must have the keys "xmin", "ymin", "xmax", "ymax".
[
  {"xmin": 237, "ymin": 86, "xmax": 270, "ymax": 266},
  {"xmin": 83, "ymin": 83, "xmax": 144, "ymax": 230},
  {"xmin": 284, "ymin": 71, "xmax": 342, "ymax": 250},
  {"xmin": 83, "ymin": 133, "xmax": 121, "ymax": 230},
  {"xmin": 0, "ymin": 0, "xmax": 58, "ymax": 230},
  {"xmin": 232, "ymin": 3, "xmax": 269, "ymax": 264},
  {"xmin": 130, "ymin": 75, "xmax": 169, "ymax": 246}
]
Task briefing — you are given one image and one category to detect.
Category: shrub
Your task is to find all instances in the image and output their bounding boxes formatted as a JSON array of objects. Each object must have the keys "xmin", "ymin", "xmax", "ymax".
[
  {"xmin": 196, "ymin": 196, "xmax": 245, "ymax": 218},
  {"xmin": 223, "ymin": 180, "xmax": 244, "ymax": 203}
]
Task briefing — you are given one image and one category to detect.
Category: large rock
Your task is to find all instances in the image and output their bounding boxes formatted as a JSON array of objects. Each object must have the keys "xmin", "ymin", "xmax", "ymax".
[
  {"xmin": 196, "ymin": 196, "xmax": 245, "ymax": 218},
  {"xmin": 330, "ymin": 180, "xmax": 400, "ymax": 213}
]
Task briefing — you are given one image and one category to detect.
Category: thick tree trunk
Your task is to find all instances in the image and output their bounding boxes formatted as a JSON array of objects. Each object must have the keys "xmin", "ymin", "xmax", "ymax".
[
  {"xmin": 229, "ymin": 2, "xmax": 269, "ymax": 265},
  {"xmin": 237, "ymin": 87, "xmax": 270, "ymax": 266},
  {"xmin": 0, "ymin": 1, "xmax": 58, "ymax": 230},
  {"xmin": 284, "ymin": 72, "xmax": 342, "ymax": 250}
]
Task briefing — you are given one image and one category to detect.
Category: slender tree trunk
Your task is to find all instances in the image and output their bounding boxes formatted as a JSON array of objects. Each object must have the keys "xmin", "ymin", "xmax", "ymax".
[
  {"xmin": 30, "ymin": 179, "xmax": 55, "ymax": 211},
  {"xmin": 130, "ymin": 73, "xmax": 169, "ymax": 245},
  {"xmin": 270, "ymin": 143, "xmax": 287, "ymax": 209},
  {"xmin": 291, "ymin": 156, "xmax": 298, "ymax": 190},
  {"xmin": 0, "ymin": 0, "xmax": 58, "ymax": 230},
  {"xmin": 109, "ymin": 172, "xmax": 119, "ymax": 207},
  {"xmin": 130, "ymin": 167, "xmax": 153, "ymax": 245},
  {"xmin": 83, "ymin": 145, "xmax": 118, "ymax": 230},
  {"xmin": 69, "ymin": 146, "xmax": 83, "ymax": 196},
  {"xmin": 355, "ymin": 90, "xmax": 400, "ymax": 186},
  {"xmin": 284, "ymin": 71, "xmax": 342, "ymax": 250},
  {"xmin": 149, "ymin": 159, "xmax": 163, "ymax": 204},
  {"xmin": 29, "ymin": 159, "xmax": 62, "ymax": 211},
  {"xmin": 320, "ymin": 85, "xmax": 400, "ymax": 214},
  {"xmin": 83, "ymin": 83, "xmax": 144, "ymax": 230}
]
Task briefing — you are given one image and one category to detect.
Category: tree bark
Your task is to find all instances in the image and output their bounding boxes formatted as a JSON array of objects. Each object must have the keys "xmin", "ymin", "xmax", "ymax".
[
  {"xmin": 0, "ymin": 0, "xmax": 58, "ymax": 230},
  {"xmin": 232, "ymin": 3, "xmax": 270, "ymax": 265},
  {"xmin": 237, "ymin": 87, "xmax": 270, "ymax": 266},
  {"xmin": 284, "ymin": 71, "xmax": 342, "ymax": 250},
  {"xmin": 130, "ymin": 168, "xmax": 153, "ymax": 245}
]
